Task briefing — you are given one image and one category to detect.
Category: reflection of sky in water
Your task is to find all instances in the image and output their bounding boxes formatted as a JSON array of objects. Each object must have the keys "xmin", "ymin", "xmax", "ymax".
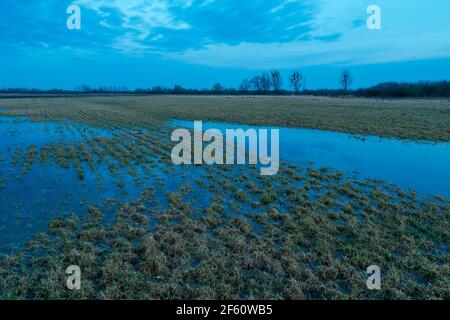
[
  {"xmin": 1, "ymin": 114, "xmax": 449, "ymax": 252},
  {"xmin": 172, "ymin": 120, "xmax": 450, "ymax": 198},
  {"xmin": 0, "ymin": 116, "xmax": 209, "ymax": 253},
  {"xmin": 0, "ymin": 115, "xmax": 111, "ymax": 148}
]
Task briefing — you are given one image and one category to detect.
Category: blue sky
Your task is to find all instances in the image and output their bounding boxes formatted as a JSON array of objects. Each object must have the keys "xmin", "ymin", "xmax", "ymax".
[{"xmin": 1, "ymin": 0, "xmax": 450, "ymax": 90}]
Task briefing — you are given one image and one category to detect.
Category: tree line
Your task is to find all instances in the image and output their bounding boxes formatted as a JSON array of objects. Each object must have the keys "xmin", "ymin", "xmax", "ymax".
[
  {"xmin": 353, "ymin": 81, "xmax": 450, "ymax": 98},
  {"xmin": 2, "ymin": 70, "xmax": 450, "ymax": 98}
]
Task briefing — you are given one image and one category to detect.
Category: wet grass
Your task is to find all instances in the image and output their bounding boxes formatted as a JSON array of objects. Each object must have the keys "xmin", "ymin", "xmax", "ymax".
[
  {"xmin": 0, "ymin": 95, "xmax": 448, "ymax": 299},
  {"xmin": 1, "ymin": 95, "xmax": 450, "ymax": 141},
  {"xmin": 0, "ymin": 167, "xmax": 448, "ymax": 300}
]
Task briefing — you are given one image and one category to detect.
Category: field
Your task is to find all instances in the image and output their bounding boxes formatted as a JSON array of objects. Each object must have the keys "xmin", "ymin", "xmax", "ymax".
[
  {"xmin": 0, "ymin": 95, "xmax": 449, "ymax": 299},
  {"xmin": 2, "ymin": 95, "xmax": 450, "ymax": 141}
]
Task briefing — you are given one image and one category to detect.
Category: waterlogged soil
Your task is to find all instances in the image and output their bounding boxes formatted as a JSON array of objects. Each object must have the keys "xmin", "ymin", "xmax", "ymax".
[
  {"xmin": 0, "ymin": 116, "xmax": 209, "ymax": 252},
  {"xmin": 0, "ymin": 96, "xmax": 448, "ymax": 300}
]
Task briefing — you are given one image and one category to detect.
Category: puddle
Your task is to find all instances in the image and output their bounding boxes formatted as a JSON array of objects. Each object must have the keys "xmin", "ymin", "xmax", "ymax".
[
  {"xmin": 171, "ymin": 120, "xmax": 450, "ymax": 198},
  {"xmin": 0, "ymin": 115, "xmax": 111, "ymax": 148}
]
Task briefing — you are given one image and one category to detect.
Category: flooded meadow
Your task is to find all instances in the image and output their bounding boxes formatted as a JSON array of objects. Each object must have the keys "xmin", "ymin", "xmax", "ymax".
[{"xmin": 0, "ymin": 96, "xmax": 448, "ymax": 299}]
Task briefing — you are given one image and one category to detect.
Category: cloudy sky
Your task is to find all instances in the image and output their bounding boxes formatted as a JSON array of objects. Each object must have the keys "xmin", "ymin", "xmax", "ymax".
[{"xmin": 1, "ymin": 0, "xmax": 449, "ymax": 89}]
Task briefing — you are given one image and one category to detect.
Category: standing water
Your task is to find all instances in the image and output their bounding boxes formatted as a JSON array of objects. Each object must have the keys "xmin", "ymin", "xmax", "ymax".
[{"xmin": 172, "ymin": 120, "xmax": 450, "ymax": 198}]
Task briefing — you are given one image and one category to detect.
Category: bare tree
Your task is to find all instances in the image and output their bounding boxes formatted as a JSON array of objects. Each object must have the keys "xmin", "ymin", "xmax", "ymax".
[
  {"xmin": 250, "ymin": 73, "xmax": 273, "ymax": 93},
  {"xmin": 239, "ymin": 79, "xmax": 250, "ymax": 93},
  {"xmin": 250, "ymin": 76, "xmax": 262, "ymax": 92},
  {"xmin": 289, "ymin": 71, "xmax": 303, "ymax": 94},
  {"xmin": 340, "ymin": 70, "xmax": 353, "ymax": 91},
  {"xmin": 260, "ymin": 72, "xmax": 271, "ymax": 92},
  {"xmin": 212, "ymin": 83, "xmax": 224, "ymax": 93},
  {"xmin": 270, "ymin": 70, "xmax": 282, "ymax": 92},
  {"xmin": 173, "ymin": 85, "xmax": 184, "ymax": 94}
]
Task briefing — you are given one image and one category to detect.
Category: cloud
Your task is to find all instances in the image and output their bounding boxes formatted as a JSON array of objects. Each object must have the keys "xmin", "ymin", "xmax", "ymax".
[
  {"xmin": 74, "ymin": 0, "xmax": 194, "ymax": 53},
  {"xmin": 168, "ymin": 30, "xmax": 450, "ymax": 69},
  {"xmin": 271, "ymin": 0, "xmax": 300, "ymax": 14},
  {"xmin": 76, "ymin": 0, "xmax": 192, "ymax": 31},
  {"xmin": 73, "ymin": 0, "xmax": 318, "ymax": 54},
  {"xmin": 1, "ymin": 0, "xmax": 449, "ymax": 69},
  {"xmin": 166, "ymin": 0, "xmax": 450, "ymax": 68}
]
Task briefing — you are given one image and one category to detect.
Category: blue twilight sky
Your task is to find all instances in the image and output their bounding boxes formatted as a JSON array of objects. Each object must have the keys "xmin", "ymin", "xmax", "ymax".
[{"xmin": 1, "ymin": 0, "xmax": 450, "ymax": 90}]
